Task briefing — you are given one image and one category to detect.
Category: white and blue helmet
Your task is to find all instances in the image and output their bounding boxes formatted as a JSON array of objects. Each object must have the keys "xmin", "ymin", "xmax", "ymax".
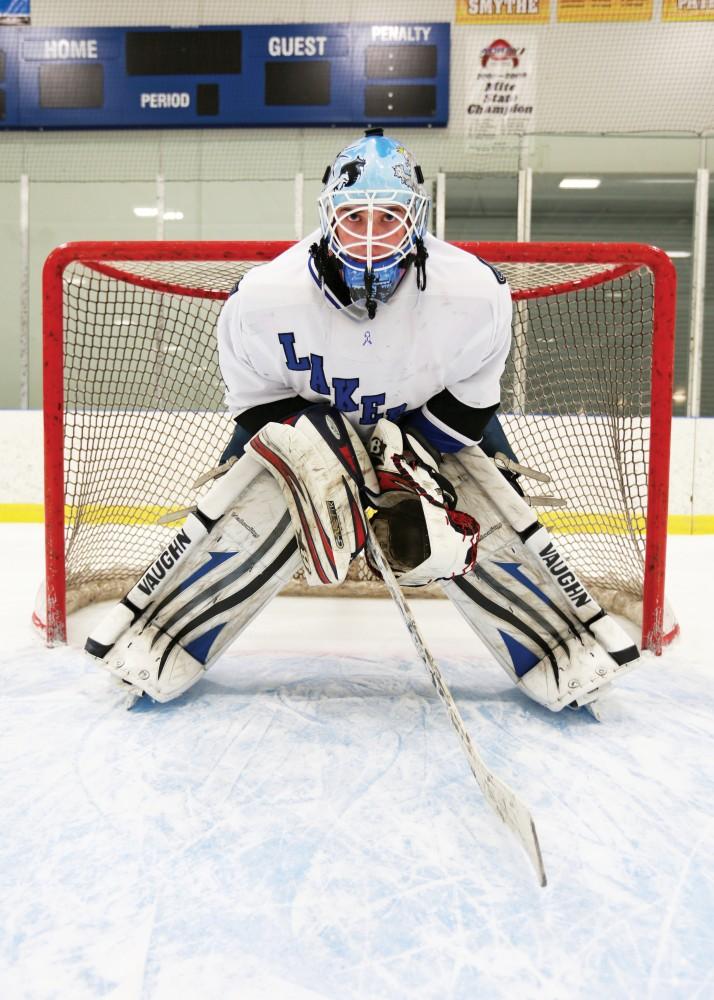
[{"xmin": 315, "ymin": 128, "xmax": 430, "ymax": 317}]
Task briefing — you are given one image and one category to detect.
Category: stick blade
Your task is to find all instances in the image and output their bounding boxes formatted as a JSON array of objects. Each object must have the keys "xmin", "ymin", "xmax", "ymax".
[{"xmin": 479, "ymin": 766, "xmax": 547, "ymax": 887}]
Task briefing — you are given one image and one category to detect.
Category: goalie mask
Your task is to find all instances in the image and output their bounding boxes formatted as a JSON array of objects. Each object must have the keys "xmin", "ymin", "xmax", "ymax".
[{"xmin": 314, "ymin": 128, "xmax": 430, "ymax": 319}]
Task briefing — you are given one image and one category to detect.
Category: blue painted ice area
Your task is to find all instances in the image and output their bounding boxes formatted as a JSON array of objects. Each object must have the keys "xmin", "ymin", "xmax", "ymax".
[{"xmin": 1, "ymin": 526, "xmax": 713, "ymax": 999}]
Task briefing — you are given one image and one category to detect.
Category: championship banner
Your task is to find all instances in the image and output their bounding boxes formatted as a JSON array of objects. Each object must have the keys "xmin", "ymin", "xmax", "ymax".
[
  {"xmin": 456, "ymin": 0, "xmax": 550, "ymax": 25},
  {"xmin": 662, "ymin": 0, "xmax": 714, "ymax": 20},
  {"xmin": 465, "ymin": 36, "xmax": 536, "ymax": 142},
  {"xmin": 0, "ymin": 0, "xmax": 29, "ymax": 23},
  {"xmin": 557, "ymin": 0, "xmax": 652, "ymax": 20}
]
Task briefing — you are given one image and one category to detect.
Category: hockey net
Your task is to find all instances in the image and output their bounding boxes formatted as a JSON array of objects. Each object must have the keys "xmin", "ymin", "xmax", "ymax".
[{"xmin": 41, "ymin": 240, "xmax": 676, "ymax": 652}]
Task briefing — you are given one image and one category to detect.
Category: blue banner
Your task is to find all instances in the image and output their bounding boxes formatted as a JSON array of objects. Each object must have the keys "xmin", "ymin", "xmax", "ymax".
[{"xmin": 0, "ymin": 0, "xmax": 29, "ymax": 23}]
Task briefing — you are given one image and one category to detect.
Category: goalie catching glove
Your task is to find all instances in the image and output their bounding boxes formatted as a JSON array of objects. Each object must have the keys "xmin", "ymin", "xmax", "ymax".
[{"xmin": 365, "ymin": 419, "xmax": 479, "ymax": 587}]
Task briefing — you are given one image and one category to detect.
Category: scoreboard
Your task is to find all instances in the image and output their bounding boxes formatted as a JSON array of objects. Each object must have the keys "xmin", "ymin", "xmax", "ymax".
[{"xmin": 0, "ymin": 22, "xmax": 449, "ymax": 129}]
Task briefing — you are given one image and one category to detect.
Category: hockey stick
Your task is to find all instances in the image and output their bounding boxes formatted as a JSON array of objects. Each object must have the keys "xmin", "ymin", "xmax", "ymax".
[{"xmin": 365, "ymin": 520, "xmax": 548, "ymax": 887}]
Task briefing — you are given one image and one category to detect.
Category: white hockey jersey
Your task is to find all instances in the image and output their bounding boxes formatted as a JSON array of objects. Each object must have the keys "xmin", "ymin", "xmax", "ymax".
[{"xmin": 217, "ymin": 231, "xmax": 512, "ymax": 445}]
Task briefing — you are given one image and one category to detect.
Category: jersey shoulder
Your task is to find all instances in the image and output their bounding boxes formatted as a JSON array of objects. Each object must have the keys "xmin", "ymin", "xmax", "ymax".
[
  {"xmin": 231, "ymin": 233, "xmax": 318, "ymax": 311},
  {"xmin": 424, "ymin": 235, "xmax": 510, "ymax": 298}
]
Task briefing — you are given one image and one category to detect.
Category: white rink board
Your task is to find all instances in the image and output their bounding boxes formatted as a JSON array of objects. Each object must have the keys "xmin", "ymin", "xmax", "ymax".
[
  {"xmin": 3, "ymin": 409, "xmax": 713, "ymax": 522},
  {"xmin": 64, "ymin": 408, "xmax": 235, "ymax": 498},
  {"xmin": 64, "ymin": 409, "xmax": 646, "ymax": 516}
]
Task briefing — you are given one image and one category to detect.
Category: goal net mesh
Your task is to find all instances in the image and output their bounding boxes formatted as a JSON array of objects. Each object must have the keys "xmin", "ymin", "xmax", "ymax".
[{"xmin": 57, "ymin": 246, "xmax": 654, "ymax": 619}]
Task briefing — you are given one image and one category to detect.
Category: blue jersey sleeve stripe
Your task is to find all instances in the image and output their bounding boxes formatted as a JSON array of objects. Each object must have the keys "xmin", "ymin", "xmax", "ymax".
[{"xmin": 406, "ymin": 408, "xmax": 478, "ymax": 454}]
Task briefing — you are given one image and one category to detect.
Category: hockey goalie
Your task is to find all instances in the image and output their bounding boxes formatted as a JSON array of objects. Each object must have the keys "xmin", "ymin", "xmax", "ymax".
[{"xmin": 85, "ymin": 128, "xmax": 640, "ymax": 713}]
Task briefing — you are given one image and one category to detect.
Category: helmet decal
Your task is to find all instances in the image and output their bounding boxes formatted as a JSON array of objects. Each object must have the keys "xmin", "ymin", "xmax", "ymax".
[
  {"xmin": 334, "ymin": 156, "xmax": 366, "ymax": 190},
  {"xmin": 393, "ymin": 162, "xmax": 416, "ymax": 190}
]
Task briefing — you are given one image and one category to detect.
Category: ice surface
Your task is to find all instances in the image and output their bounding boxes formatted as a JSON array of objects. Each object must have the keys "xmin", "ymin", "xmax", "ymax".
[{"xmin": 1, "ymin": 525, "xmax": 713, "ymax": 999}]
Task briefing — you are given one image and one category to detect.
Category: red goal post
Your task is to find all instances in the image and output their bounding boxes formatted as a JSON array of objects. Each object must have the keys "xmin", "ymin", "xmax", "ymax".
[{"xmin": 41, "ymin": 240, "xmax": 677, "ymax": 652}]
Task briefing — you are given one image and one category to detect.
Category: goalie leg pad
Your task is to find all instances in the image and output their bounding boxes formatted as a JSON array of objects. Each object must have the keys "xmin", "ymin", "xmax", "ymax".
[
  {"xmin": 85, "ymin": 450, "xmax": 266, "ymax": 656},
  {"xmin": 439, "ymin": 448, "xmax": 640, "ymax": 712},
  {"xmin": 87, "ymin": 462, "xmax": 301, "ymax": 703}
]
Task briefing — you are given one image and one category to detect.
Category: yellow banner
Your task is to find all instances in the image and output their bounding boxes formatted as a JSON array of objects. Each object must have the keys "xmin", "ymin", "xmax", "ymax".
[
  {"xmin": 557, "ymin": 0, "xmax": 652, "ymax": 20},
  {"xmin": 456, "ymin": 0, "xmax": 551, "ymax": 24},
  {"xmin": 662, "ymin": 0, "xmax": 714, "ymax": 20}
]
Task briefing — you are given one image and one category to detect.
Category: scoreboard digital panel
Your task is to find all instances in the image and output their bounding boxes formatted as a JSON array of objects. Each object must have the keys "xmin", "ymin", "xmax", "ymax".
[
  {"xmin": 125, "ymin": 30, "xmax": 243, "ymax": 76},
  {"xmin": 39, "ymin": 63, "xmax": 104, "ymax": 109},
  {"xmin": 0, "ymin": 22, "xmax": 449, "ymax": 129},
  {"xmin": 264, "ymin": 61, "xmax": 331, "ymax": 107}
]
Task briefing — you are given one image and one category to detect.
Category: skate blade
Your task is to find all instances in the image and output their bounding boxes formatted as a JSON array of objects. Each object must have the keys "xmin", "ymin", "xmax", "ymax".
[{"xmin": 110, "ymin": 676, "xmax": 144, "ymax": 710}]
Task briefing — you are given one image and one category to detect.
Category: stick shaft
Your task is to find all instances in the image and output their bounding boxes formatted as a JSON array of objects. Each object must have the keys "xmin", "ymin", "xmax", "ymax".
[{"xmin": 366, "ymin": 523, "xmax": 547, "ymax": 887}]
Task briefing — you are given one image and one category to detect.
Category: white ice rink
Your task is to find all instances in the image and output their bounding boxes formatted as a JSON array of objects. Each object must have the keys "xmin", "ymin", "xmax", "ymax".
[{"xmin": 1, "ymin": 525, "xmax": 713, "ymax": 1000}]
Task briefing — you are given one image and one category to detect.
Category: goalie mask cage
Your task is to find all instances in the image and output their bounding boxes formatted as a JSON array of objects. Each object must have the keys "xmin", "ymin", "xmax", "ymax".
[{"xmin": 41, "ymin": 240, "xmax": 677, "ymax": 653}]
